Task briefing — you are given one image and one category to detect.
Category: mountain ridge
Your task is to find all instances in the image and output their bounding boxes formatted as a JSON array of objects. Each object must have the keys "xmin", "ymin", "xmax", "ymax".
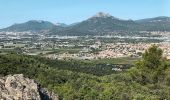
[
  {"xmin": 0, "ymin": 20, "xmax": 57, "ymax": 32},
  {"xmin": 1, "ymin": 12, "xmax": 170, "ymax": 35}
]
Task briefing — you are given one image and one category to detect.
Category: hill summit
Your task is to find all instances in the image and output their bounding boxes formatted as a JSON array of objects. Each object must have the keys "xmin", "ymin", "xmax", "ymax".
[{"xmin": 92, "ymin": 12, "xmax": 112, "ymax": 18}]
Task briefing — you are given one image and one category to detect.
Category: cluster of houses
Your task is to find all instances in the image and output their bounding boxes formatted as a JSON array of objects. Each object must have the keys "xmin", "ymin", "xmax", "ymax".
[
  {"xmin": 45, "ymin": 42, "xmax": 170, "ymax": 60},
  {"xmin": 1, "ymin": 32, "xmax": 170, "ymax": 60}
]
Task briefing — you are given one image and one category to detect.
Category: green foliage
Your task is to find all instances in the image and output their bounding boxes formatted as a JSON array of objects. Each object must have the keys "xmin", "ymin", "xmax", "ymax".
[
  {"xmin": 130, "ymin": 45, "xmax": 168, "ymax": 84},
  {"xmin": 0, "ymin": 45, "xmax": 170, "ymax": 99}
]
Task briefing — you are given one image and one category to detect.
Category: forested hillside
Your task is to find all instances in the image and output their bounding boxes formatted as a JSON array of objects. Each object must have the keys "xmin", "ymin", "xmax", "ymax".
[{"xmin": 0, "ymin": 45, "xmax": 170, "ymax": 99}]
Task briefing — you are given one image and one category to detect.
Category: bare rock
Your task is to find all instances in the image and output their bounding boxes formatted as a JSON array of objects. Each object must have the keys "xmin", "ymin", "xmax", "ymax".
[{"xmin": 0, "ymin": 74, "xmax": 58, "ymax": 100}]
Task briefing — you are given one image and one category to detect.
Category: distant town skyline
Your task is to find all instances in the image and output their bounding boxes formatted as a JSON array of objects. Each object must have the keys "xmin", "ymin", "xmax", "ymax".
[{"xmin": 0, "ymin": 0, "xmax": 170, "ymax": 28}]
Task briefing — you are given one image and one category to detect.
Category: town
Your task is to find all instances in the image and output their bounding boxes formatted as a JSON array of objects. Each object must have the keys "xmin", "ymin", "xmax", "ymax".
[{"xmin": 0, "ymin": 31, "xmax": 170, "ymax": 60}]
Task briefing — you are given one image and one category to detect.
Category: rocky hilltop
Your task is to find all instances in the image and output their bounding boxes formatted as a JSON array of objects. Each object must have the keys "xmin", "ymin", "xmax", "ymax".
[{"xmin": 0, "ymin": 74, "xmax": 58, "ymax": 100}]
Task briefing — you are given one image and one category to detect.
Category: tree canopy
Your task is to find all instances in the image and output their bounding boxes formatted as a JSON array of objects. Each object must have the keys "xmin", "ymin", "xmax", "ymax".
[{"xmin": 0, "ymin": 45, "xmax": 170, "ymax": 99}]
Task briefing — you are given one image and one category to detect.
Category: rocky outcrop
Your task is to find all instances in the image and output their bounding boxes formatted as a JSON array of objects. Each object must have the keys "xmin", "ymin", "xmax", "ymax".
[{"xmin": 0, "ymin": 74, "xmax": 58, "ymax": 100}]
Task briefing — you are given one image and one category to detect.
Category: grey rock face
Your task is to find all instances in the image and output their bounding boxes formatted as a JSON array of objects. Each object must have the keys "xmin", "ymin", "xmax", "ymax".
[{"xmin": 0, "ymin": 74, "xmax": 58, "ymax": 100}]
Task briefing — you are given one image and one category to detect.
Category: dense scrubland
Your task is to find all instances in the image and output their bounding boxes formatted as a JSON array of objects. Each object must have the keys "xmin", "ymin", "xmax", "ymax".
[{"xmin": 0, "ymin": 45, "xmax": 170, "ymax": 99}]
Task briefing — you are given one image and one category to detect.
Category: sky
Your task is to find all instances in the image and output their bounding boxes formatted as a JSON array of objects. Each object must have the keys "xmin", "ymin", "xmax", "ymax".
[{"xmin": 0, "ymin": 0, "xmax": 170, "ymax": 28}]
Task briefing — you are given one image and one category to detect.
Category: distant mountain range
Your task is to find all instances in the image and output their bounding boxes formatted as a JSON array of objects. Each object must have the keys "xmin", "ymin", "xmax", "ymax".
[
  {"xmin": 1, "ymin": 12, "xmax": 170, "ymax": 35},
  {"xmin": 136, "ymin": 16, "xmax": 170, "ymax": 31},
  {"xmin": 0, "ymin": 20, "xmax": 57, "ymax": 32}
]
